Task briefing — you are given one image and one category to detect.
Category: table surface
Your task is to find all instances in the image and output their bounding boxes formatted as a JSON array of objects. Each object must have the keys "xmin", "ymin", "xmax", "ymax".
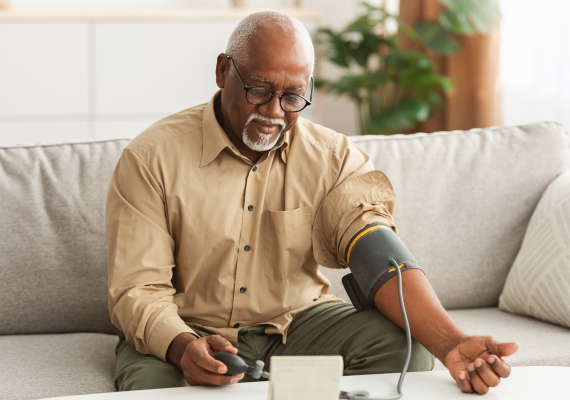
[{"xmin": 41, "ymin": 366, "xmax": 570, "ymax": 400}]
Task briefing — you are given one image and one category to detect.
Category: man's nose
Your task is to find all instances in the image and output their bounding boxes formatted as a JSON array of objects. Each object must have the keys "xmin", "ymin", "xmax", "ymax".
[{"xmin": 258, "ymin": 94, "xmax": 286, "ymax": 121}]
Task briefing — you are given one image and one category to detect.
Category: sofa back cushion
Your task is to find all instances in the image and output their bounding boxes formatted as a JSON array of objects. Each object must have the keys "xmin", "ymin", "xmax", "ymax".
[
  {"xmin": 0, "ymin": 139, "xmax": 130, "ymax": 335},
  {"xmin": 345, "ymin": 122, "xmax": 569, "ymax": 308},
  {"xmin": 1, "ymin": 122, "xmax": 568, "ymax": 335}
]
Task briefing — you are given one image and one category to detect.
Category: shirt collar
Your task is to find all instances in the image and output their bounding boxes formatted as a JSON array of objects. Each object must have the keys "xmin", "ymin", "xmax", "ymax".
[
  {"xmin": 200, "ymin": 92, "xmax": 233, "ymax": 168},
  {"xmin": 200, "ymin": 91, "xmax": 291, "ymax": 168},
  {"xmin": 280, "ymin": 126, "xmax": 292, "ymax": 164}
]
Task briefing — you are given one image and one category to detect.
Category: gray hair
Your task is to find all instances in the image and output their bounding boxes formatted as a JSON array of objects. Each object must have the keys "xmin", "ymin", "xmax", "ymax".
[{"xmin": 225, "ymin": 11, "xmax": 314, "ymax": 76}]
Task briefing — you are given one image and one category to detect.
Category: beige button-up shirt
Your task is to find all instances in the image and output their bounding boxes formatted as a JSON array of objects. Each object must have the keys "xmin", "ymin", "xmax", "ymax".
[{"xmin": 106, "ymin": 92, "xmax": 397, "ymax": 362}]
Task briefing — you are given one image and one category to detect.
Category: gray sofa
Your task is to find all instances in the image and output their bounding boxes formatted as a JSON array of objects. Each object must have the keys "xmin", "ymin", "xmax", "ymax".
[{"xmin": 1, "ymin": 122, "xmax": 569, "ymax": 400}]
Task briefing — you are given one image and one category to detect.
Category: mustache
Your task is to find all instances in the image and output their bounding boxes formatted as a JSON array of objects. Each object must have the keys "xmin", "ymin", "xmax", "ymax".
[{"xmin": 245, "ymin": 113, "xmax": 286, "ymax": 133}]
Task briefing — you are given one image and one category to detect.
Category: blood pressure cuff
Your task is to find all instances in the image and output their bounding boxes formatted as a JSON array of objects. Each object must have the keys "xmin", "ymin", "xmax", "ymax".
[{"xmin": 342, "ymin": 223, "xmax": 422, "ymax": 312}]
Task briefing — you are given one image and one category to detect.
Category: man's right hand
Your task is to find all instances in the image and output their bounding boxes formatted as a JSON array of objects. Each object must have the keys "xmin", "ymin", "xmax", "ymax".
[{"xmin": 166, "ymin": 332, "xmax": 244, "ymax": 386}]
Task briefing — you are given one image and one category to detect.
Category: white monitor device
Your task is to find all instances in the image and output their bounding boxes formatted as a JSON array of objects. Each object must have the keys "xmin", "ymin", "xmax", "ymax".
[{"xmin": 267, "ymin": 355, "xmax": 344, "ymax": 400}]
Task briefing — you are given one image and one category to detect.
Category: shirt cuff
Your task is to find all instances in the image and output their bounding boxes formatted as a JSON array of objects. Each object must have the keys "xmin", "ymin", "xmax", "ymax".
[{"xmin": 148, "ymin": 316, "xmax": 196, "ymax": 362}]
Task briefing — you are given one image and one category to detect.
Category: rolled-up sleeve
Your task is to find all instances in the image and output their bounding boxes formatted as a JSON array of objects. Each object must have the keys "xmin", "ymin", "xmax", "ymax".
[
  {"xmin": 313, "ymin": 135, "xmax": 397, "ymax": 269},
  {"xmin": 106, "ymin": 148, "xmax": 194, "ymax": 361}
]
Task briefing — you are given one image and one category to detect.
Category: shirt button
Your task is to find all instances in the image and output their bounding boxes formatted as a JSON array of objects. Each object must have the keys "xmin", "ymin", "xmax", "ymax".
[
  {"xmin": 244, "ymin": 245, "xmax": 251, "ymax": 251},
  {"xmin": 252, "ymin": 166, "xmax": 257, "ymax": 171},
  {"xmin": 234, "ymin": 323, "xmax": 240, "ymax": 328},
  {"xmin": 248, "ymin": 205, "xmax": 254, "ymax": 211},
  {"xmin": 240, "ymin": 287, "xmax": 247, "ymax": 293}
]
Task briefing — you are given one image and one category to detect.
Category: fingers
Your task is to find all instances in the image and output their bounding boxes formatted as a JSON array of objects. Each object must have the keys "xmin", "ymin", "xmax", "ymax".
[
  {"xmin": 487, "ymin": 354, "xmax": 512, "ymax": 378},
  {"xmin": 190, "ymin": 343, "xmax": 228, "ymax": 374},
  {"xmin": 474, "ymin": 358, "xmax": 501, "ymax": 388},
  {"xmin": 461, "ymin": 357, "xmax": 504, "ymax": 395},
  {"xmin": 498, "ymin": 342, "xmax": 519, "ymax": 357},
  {"xmin": 207, "ymin": 335, "xmax": 238, "ymax": 354},
  {"xmin": 455, "ymin": 370, "xmax": 473, "ymax": 393},
  {"xmin": 485, "ymin": 337, "xmax": 519, "ymax": 358},
  {"xmin": 187, "ymin": 361, "xmax": 244, "ymax": 386},
  {"xmin": 179, "ymin": 335, "xmax": 243, "ymax": 386},
  {"xmin": 451, "ymin": 336, "xmax": 518, "ymax": 395},
  {"xmin": 467, "ymin": 362, "xmax": 490, "ymax": 395},
  {"xmin": 205, "ymin": 335, "xmax": 239, "ymax": 375}
]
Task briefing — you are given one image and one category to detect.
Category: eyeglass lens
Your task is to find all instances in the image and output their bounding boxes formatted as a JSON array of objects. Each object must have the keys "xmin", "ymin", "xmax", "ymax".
[{"xmin": 246, "ymin": 87, "xmax": 307, "ymax": 112}]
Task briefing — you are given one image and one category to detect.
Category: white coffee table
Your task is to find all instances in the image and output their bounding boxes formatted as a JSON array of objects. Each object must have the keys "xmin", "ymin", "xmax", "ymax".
[{"xmin": 41, "ymin": 366, "xmax": 569, "ymax": 400}]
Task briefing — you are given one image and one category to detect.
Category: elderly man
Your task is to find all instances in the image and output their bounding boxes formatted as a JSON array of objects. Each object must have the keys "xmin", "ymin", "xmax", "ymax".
[{"xmin": 107, "ymin": 11, "xmax": 518, "ymax": 395}]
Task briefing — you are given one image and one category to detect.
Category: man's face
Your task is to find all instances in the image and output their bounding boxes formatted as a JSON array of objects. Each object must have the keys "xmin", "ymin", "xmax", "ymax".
[{"xmin": 215, "ymin": 31, "xmax": 312, "ymax": 152}]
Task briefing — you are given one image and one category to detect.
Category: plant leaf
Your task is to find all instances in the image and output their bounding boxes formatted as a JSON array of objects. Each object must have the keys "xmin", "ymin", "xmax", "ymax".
[
  {"xmin": 345, "ymin": 14, "xmax": 376, "ymax": 34},
  {"xmin": 402, "ymin": 98, "xmax": 430, "ymax": 121},
  {"xmin": 439, "ymin": 0, "xmax": 501, "ymax": 36},
  {"xmin": 316, "ymin": 28, "xmax": 351, "ymax": 68},
  {"xmin": 396, "ymin": 16, "xmax": 419, "ymax": 40},
  {"xmin": 369, "ymin": 98, "xmax": 431, "ymax": 135},
  {"xmin": 468, "ymin": 11, "xmax": 490, "ymax": 35},
  {"xmin": 334, "ymin": 73, "xmax": 387, "ymax": 93},
  {"xmin": 314, "ymin": 78, "xmax": 331, "ymax": 90},
  {"xmin": 361, "ymin": 1, "xmax": 380, "ymax": 11},
  {"xmin": 414, "ymin": 21, "xmax": 461, "ymax": 54}
]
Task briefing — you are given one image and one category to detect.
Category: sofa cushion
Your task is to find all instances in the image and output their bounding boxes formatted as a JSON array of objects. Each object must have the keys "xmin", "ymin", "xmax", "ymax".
[
  {"xmin": 0, "ymin": 139, "xmax": 130, "ymax": 335},
  {"xmin": 0, "ymin": 333, "xmax": 117, "ymax": 400},
  {"xmin": 349, "ymin": 122, "xmax": 570, "ymax": 309},
  {"xmin": 499, "ymin": 171, "xmax": 570, "ymax": 328},
  {"xmin": 432, "ymin": 308, "xmax": 570, "ymax": 371}
]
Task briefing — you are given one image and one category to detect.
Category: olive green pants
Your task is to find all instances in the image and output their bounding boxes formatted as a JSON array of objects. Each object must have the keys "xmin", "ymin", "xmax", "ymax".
[{"xmin": 114, "ymin": 303, "xmax": 434, "ymax": 391}]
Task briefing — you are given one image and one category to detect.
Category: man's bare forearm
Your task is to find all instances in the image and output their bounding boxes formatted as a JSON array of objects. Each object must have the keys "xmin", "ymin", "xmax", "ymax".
[{"xmin": 373, "ymin": 269, "xmax": 468, "ymax": 364}]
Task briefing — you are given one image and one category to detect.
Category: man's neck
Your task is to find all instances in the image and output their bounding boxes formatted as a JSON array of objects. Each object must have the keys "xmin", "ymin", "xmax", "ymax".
[{"xmin": 214, "ymin": 98, "xmax": 265, "ymax": 164}]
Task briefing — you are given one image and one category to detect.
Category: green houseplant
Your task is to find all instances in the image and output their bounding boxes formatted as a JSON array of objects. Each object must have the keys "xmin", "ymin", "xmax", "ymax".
[{"xmin": 316, "ymin": 0, "xmax": 501, "ymax": 135}]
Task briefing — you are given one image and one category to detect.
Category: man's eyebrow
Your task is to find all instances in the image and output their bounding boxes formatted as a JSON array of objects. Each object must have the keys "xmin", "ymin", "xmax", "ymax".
[
  {"xmin": 250, "ymin": 75, "xmax": 273, "ymax": 84},
  {"xmin": 250, "ymin": 75, "xmax": 306, "ymax": 92},
  {"xmin": 287, "ymin": 84, "xmax": 306, "ymax": 92}
]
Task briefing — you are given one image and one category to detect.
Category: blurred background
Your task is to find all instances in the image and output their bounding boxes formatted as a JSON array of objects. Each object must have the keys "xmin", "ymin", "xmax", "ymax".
[{"xmin": 0, "ymin": 0, "xmax": 568, "ymax": 145}]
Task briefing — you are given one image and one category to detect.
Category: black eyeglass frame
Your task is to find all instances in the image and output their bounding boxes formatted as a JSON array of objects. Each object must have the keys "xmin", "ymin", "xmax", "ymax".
[{"xmin": 226, "ymin": 55, "xmax": 313, "ymax": 113}]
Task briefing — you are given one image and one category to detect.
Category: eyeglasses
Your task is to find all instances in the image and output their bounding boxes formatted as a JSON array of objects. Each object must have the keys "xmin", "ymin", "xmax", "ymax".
[{"xmin": 226, "ymin": 55, "xmax": 313, "ymax": 113}]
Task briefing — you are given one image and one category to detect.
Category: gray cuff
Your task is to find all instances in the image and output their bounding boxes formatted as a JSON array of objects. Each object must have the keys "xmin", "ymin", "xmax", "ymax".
[
  {"xmin": 347, "ymin": 224, "xmax": 423, "ymax": 303},
  {"xmin": 365, "ymin": 261, "xmax": 423, "ymax": 303}
]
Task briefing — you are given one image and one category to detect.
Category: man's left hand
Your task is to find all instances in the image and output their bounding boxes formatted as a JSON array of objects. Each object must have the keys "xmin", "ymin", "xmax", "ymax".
[{"xmin": 445, "ymin": 336, "xmax": 519, "ymax": 395}]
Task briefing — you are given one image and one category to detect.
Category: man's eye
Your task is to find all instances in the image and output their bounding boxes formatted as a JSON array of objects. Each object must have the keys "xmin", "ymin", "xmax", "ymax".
[{"xmin": 283, "ymin": 94, "xmax": 303, "ymax": 105}]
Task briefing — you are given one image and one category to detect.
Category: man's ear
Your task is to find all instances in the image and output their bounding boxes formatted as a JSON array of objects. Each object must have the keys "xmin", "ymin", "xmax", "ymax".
[{"xmin": 215, "ymin": 53, "xmax": 229, "ymax": 89}]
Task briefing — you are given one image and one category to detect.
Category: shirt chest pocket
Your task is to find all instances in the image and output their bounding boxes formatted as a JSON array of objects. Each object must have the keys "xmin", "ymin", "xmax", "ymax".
[{"xmin": 264, "ymin": 206, "xmax": 312, "ymax": 280}]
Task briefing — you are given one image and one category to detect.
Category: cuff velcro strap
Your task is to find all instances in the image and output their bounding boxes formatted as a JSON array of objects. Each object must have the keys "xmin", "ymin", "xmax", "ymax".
[
  {"xmin": 342, "ymin": 273, "xmax": 376, "ymax": 312},
  {"xmin": 345, "ymin": 223, "xmax": 422, "ymax": 303}
]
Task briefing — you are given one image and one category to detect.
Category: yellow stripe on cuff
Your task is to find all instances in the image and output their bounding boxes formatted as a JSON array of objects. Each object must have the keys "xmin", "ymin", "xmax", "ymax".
[
  {"xmin": 346, "ymin": 225, "xmax": 390, "ymax": 263},
  {"xmin": 387, "ymin": 264, "xmax": 405, "ymax": 273}
]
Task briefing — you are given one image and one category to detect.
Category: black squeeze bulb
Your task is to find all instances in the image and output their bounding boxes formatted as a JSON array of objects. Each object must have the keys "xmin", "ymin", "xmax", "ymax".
[
  {"xmin": 212, "ymin": 352, "xmax": 251, "ymax": 376},
  {"xmin": 212, "ymin": 352, "xmax": 269, "ymax": 379}
]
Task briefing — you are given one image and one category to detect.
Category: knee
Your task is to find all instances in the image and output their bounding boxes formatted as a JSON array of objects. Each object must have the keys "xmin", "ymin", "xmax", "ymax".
[
  {"xmin": 116, "ymin": 359, "xmax": 189, "ymax": 391},
  {"xmin": 376, "ymin": 315, "xmax": 435, "ymax": 372},
  {"xmin": 370, "ymin": 334, "xmax": 434, "ymax": 373},
  {"xmin": 343, "ymin": 314, "xmax": 435, "ymax": 375}
]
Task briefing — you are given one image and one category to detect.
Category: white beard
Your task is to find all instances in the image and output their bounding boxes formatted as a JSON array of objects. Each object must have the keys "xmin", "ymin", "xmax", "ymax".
[{"xmin": 242, "ymin": 113, "xmax": 286, "ymax": 152}]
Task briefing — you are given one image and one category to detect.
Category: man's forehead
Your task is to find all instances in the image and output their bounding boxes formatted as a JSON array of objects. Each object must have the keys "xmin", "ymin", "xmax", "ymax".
[{"xmin": 247, "ymin": 28, "xmax": 313, "ymax": 70}]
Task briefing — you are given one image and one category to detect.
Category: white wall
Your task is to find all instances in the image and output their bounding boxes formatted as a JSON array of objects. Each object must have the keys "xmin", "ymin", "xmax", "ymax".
[
  {"xmin": 10, "ymin": 0, "xmax": 565, "ymax": 142},
  {"xmin": 0, "ymin": 18, "xmax": 320, "ymax": 144},
  {"xmin": 1, "ymin": 1, "xmax": 395, "ymax": 146},
  {"xmin": 500, "ymin": 0, "xmax": 570, "ymax": 132},
  {"xmin": 10, "ymin": 0, "xmax": 292, "ymax": 9}
]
